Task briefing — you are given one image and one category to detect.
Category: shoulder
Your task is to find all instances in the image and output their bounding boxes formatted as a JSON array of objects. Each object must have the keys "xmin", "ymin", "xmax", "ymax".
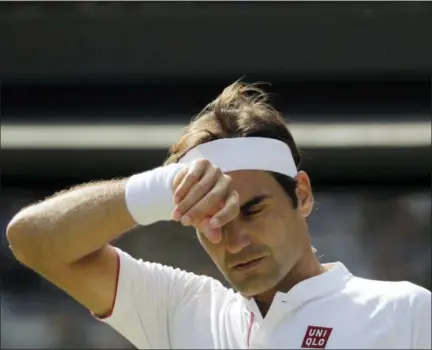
[
  {"xmin": 332, "ymin": 272, "xmax": 430, "ymax": 348},
  {"xmin": 346, "ymin": 275, "xmax": 430, "ymax": 301},
  {"xmin": 344, "ymin": 275, "xmax": 431, "ymax": 316}
]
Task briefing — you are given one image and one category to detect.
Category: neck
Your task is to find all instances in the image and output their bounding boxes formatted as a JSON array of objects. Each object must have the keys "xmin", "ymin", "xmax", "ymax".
[{"xmin": 253, "ymin": 249, "xmax": 325, "ymax": 316}]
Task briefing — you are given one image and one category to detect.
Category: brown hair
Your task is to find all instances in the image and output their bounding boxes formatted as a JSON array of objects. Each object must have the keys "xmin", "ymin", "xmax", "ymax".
[{"xmin": 164, "ymin": 81, "xmax": 302, "ymax": 207}]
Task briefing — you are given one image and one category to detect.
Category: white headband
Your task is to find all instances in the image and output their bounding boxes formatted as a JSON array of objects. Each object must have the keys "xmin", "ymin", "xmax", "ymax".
[{"xmin": 178, "ymin": 137, "xmax": 298, "ymax": 178}]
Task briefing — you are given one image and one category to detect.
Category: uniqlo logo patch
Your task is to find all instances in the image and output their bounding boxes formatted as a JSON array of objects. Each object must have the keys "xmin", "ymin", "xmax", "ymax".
[{"xmin": 301, "ymin": 325, "xmax": 333, "ymax": 348}]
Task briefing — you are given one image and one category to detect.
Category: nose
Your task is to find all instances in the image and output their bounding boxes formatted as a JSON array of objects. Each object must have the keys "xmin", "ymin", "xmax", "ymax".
[{"xmin": 223, "ymin": 220, "xmax": 252, "ymax": 254}]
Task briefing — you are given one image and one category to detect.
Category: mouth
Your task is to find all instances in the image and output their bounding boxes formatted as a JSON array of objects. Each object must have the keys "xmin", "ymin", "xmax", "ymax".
[{"xmin": 232, "ymin": 257, "xmax": 265, "ymax": 272}]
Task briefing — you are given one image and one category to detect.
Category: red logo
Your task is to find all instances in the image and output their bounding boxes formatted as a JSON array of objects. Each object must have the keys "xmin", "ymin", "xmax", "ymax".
[{"xmin": 301, "ymin": 325, "xmax": 333, "ymax": 349}]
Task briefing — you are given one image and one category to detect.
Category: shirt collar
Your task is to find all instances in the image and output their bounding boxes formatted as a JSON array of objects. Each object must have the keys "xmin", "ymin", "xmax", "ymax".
[{"xmin": 241, "ymin": 262, "xmax": 353, "ymax": 315}]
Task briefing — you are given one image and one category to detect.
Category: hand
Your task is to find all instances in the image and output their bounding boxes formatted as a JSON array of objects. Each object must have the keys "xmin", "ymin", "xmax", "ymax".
[{"xmin": 171, "ymin": 159, "xmax": 240, "ymax": 244}]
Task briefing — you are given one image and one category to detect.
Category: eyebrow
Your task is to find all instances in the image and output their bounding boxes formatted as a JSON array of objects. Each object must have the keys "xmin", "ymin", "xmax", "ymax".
[{"xmin": 240, "ymin": 195, "xmax": 271, "ymax": 212}]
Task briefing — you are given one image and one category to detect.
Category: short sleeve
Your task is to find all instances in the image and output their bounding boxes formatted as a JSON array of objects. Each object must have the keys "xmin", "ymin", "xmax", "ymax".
[
  {"xmin": 409, "ymin": 283, "xmax": 431, "ymax": 349},
  {"xmin": 94, "ymin": 248, "xmax": 219, "ymax": 349}
]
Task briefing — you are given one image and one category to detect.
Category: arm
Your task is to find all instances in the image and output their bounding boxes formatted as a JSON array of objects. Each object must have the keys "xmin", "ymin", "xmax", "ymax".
[
  {"xmin": 6, "ymin": 179, "xmax": 136, "ymax": 316},
  {"xmin": 6, "ymin": 163, "xmax": 184, "ymax": 316},
  {"xmin": 6, "ymin": 160, "xmax": 239, "ymax": 328}
]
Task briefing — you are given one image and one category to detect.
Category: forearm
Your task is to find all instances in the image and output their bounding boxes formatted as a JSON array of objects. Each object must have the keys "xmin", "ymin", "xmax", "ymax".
[{"xmin": 7, "ymin": 179, "xmax": 135, "ymax": 265}]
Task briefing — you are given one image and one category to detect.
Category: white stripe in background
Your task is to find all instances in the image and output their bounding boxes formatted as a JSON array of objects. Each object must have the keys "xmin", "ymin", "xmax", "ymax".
[{"xmin": 1, "ymin": 122, "xmax": 430, "ymax": 149}]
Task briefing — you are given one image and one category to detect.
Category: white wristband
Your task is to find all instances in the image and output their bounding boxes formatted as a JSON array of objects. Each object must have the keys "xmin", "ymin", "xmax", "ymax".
[{"xmin": 125, "ymin": 164, "xmax": 186, "ymax": 225}]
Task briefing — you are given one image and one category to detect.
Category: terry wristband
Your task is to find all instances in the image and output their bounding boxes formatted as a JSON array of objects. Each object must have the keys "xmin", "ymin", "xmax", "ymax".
[{"xmin": 125, "ymin": 164, "xmax": 185, "ymax": 225}]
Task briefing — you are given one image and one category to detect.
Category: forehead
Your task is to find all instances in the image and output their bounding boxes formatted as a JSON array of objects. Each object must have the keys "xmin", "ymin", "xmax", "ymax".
[{"xmin": 226, "ymin": 170, "xmax": 282, "ymax": 198}]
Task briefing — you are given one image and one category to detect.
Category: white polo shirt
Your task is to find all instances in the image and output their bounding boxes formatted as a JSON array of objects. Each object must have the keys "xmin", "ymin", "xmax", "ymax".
[{"xmin": 97, "ymin": 248, "xmax": 431, "ymax": 349}]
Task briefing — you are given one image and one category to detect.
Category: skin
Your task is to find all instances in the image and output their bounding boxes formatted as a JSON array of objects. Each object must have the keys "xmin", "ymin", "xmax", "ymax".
[
  {"xmin": 7, "ymin": 158, "xmax": 323, "ymax": 319},
  {"xmin": 173, "ymin": 160, "xmax": 324, "ymax": 315}
]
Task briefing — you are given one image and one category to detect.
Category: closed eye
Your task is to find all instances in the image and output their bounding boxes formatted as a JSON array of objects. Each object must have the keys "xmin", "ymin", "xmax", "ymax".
[
  {"xmin": 242, "ymin": 207, "xmax": 263, "ymax": 217},
  {"xmin": 239, "ymin": 194, "xmax": 271, "ymax": 219}
]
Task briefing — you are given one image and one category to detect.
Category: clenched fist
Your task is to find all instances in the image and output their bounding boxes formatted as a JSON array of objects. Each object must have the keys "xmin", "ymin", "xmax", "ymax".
[{"xmin": 171, "ymin": 159, "xmax": 240, "ymax": 244}]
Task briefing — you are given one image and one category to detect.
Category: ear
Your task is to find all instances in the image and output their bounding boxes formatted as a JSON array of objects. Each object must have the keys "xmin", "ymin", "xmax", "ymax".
[{"xmin": 295, "ymin": 171, "xmax": 314, "ymax": 218}]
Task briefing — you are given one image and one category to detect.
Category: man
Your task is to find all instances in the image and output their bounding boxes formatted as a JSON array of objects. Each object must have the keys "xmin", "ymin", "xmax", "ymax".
[{"xmin": 7, "ymin": 82, "xmax": 431, "ymax": 349}]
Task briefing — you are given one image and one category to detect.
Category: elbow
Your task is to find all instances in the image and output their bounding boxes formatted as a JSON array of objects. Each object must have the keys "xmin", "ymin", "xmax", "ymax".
[{"xmin": 6, "ymin": 212, "xmax": 43, "ymax": 266}]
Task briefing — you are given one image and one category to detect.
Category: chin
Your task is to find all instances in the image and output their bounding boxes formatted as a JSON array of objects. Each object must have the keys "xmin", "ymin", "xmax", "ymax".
[{"xmin": 230, "ymin": 275, "xmax": 278, "ymax": 297}]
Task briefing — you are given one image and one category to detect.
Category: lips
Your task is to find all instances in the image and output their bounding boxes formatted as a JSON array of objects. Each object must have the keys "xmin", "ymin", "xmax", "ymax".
[{"xmin": 231, "ymin": 257, "xmax": 264, "ymax": 271}]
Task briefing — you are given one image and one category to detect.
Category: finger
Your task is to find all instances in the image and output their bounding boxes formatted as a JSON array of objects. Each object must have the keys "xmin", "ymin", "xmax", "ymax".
[
  {"xmin": 172, "ymin": 167, "xmax": 188, "ymax": 193},
  {"xmin": 174, "ymin": 160, "xmax": 209, "ymax": 204},
  {"xmin": 175, "ymin": 165, "xmax": 220, "ymax": 217},
  {"xmin": 182, "ymin": 176, "xmax": 231, "ymax": 226},
  {"xmin": 171, "ymin": 167, "xmax": 189, "ymax": 221},
  {"xmin": 209, "ymin": 190, "xmax": 240, "ymax": 228},
  {"xmin": 197, "ymin": 218, "xmax": 222, "ymax": 245}
]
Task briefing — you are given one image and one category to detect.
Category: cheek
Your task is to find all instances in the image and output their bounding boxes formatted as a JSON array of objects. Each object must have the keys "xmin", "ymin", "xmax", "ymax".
[{"xmin": 257, "ymin": 211, "xmax": 297, "ymax": 248}]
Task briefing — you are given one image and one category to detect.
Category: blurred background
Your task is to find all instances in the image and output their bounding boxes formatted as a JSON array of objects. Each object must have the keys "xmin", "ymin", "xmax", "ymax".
[{"xmin": 0, "ymin": 2, "xmax": 431, "ymax": 349}]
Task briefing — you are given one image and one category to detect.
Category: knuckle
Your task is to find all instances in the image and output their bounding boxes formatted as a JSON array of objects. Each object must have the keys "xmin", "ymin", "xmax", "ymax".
[
  {"xmin": 223, "ymin": 175, "xmax": 233, "ymax": 187},
  {"xmin": 232, "ymin": 191, "xmax": 240, "ymax": 205},
  {"xmin": 195, "ymin": 159, "xmax": 210, "ymax": 168},
  {"xmin": 227, "ymin": 200, "xmax": 239, "ymax": 213},
  {"xmin": 173, "ymin": 168, "xmax": 188, "ymax": 191},
  {"xmin": 187, "ymin": 170, "xmax": 200, "ymax": 180},
  {"xmin": 223, "ymin": 194, "xmax": 240, "ymax": 217},
  {"xmin": 212, "ymin": 166, "xmax": 222, "ymax": 175}
]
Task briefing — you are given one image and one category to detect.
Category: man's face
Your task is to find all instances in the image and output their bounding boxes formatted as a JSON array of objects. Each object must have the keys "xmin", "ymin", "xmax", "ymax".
[{"xmin": 197, "ymin": 170, "xmax": 314, "ymax": 297}]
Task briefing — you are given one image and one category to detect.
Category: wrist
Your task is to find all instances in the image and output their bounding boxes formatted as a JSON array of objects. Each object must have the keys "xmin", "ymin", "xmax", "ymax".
[{"xmin": 125, "ymin": 164, "xmax": 185, "ymax": 225}]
